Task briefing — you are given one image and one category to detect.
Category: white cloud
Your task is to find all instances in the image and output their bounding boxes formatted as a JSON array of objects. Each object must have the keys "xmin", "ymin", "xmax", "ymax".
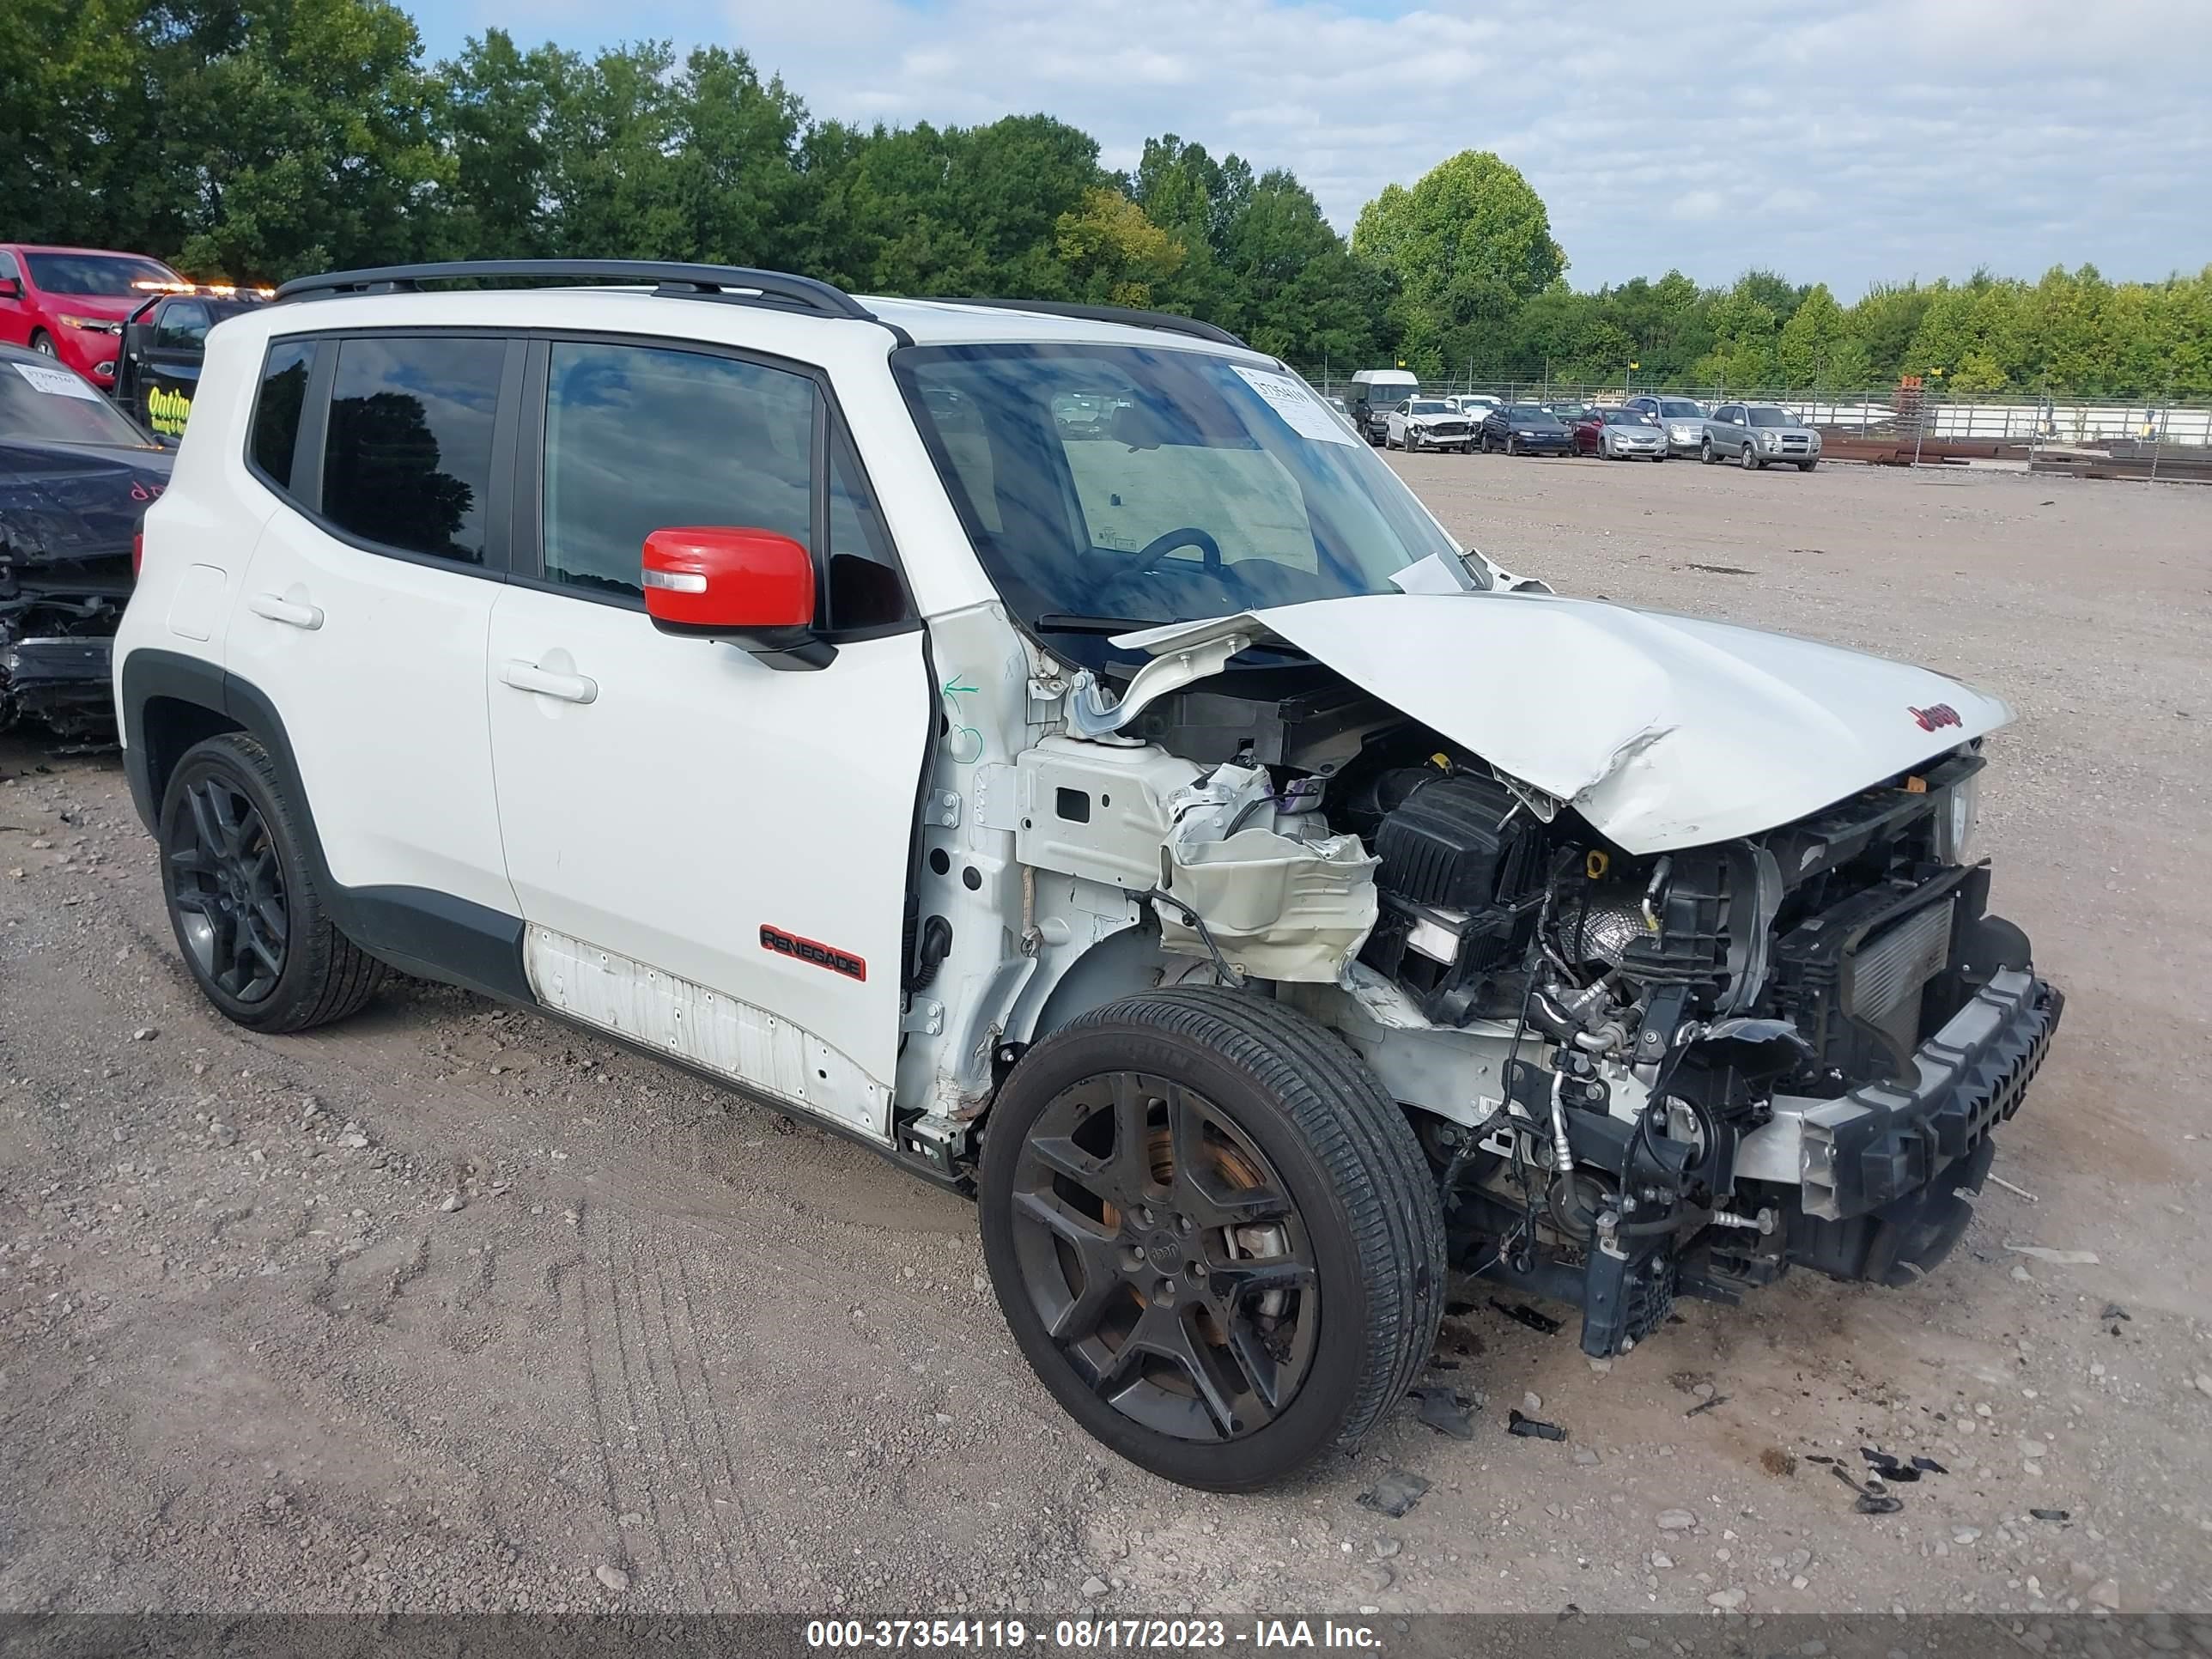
[{"xmin": 424, "ymin": 0, "xmax": 2212, "ymax": 295}]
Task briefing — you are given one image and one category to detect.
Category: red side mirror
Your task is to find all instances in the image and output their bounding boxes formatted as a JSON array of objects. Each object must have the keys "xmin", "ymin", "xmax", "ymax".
[
  {"xmin": 641, "ymin": 527, "xmax": 836, "ymax": 669},
  {"xmin": 642, "ymin": 526, "xmax": 814, "ymax": 630}
]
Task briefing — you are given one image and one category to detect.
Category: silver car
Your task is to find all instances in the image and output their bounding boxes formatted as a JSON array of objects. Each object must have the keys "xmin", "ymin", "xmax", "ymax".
[
  {"xmin": 1584, "ymin": 406, "xmax": 1667, "ymax": 460},
  {"xmin": 1701, "ymin": 402, "xmax": 1822, "ymax": 471},
  {"xmin": 1626, "ymin": 394, "xmax": 1712, "ymax": 456}
]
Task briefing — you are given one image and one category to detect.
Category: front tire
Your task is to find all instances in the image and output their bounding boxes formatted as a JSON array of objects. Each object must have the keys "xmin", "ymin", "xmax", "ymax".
[
  {"xmin": 30, "ymin": 330, "xmax": 57, "ymax": 357},
  {"xmin": 158, "ymin": 733, "xmax": 386, "ymax": 1033},
  {"xmin": 1700, "ymin": 438, "xmax": 1716, "ymax": 464},
  {"xmin": 980, "ymin": 988, "xmax": 1444, "ymax": 1492},
  {"xmin": 1741, "ymin": 442, "xmax": 1762, "ymax": 471},
  {"xmin": 1799, "ymin": 459, "xmax": 1818, "ymax": 471}
]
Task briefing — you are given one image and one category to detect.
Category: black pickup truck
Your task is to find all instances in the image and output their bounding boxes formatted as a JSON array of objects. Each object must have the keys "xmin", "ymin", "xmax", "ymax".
[{"xmin": 112, "ymin": 285, "xmax": 272, "ymax": 441}]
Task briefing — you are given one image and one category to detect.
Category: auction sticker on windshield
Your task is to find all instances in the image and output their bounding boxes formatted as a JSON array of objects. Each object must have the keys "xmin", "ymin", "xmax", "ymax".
[
  {"xmin": 1231, "ymin": 364, "xmax": 1355, "ymax": 446},
  {"xmin": 12, "ymin": 362, "xmax": 105, "ymax": 403}
]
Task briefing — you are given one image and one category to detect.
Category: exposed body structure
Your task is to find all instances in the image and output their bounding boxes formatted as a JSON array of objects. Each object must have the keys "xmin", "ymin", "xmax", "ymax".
[{"xmin": 113, "ymin": 263, "xmax": 2060, "ymax": 1491}]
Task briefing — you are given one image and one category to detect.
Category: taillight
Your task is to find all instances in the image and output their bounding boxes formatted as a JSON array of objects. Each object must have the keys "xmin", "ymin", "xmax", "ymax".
[{"xmin": 132, "ymin": 531, "xmax": 144, "ymax": 576}]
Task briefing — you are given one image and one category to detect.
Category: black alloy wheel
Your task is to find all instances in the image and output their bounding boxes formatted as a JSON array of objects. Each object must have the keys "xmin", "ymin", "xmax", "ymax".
[
  {"xmin": 158, "ymin": 732, "xmax": 386, "ymax": 1032},
  {"xmin": 1005, "ymin": 1070, "xmax": 1319, "ymax": 1446},
  {"xmin": 168, "ymin": 771, "xmax": 289, "ymax": 1003},
  {"xmin": 981, "ymin": 988, "xmax": 1444, "ymax": 1491}
]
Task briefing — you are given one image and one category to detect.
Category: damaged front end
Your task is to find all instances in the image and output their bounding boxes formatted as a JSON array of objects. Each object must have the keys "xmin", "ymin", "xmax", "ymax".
[{"xmin": 1053, "ymin": 603, "xmax": 2061, "ymax": 1361}]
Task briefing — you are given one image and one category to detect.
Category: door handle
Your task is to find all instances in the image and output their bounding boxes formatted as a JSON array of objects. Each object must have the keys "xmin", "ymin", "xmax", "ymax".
[
  {"xmin": 247, "ymin": 592, "xmax": 323, "ymax": 630},
  {"xmin": 501, "ymin": 659, "xmax": 598, "ymax": 704}
]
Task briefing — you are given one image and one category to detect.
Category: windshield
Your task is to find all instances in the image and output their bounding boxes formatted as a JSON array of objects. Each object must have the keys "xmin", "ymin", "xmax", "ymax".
[
  {"xmin": 1506, "ymin": 404, "xmax": 1553, "ymax": 422},
  {"xmin": 1602, "ymin": 408, "xmax": 1654, "ymax": 425},
  {"xmin": 1656, "ymin": 398, "xmax": 1704, "ymax": 418},
  {"xmin": 1407, "ymin": 401, "xmax": 1449, "ymax": 415},
  {"xmin": 23, "ymin": 252, "xmax": 180, "ymax": 297},
  {"xmin": 896, "ymin": 344, "xmax": 1471, "ymax": 651},
  {"xmin": 0, "ymin": 358, "xmax": 162, "ymax": 447},
  {"xmin": 1747, "ymin": 407, "xmax": 1793, "ymax": 427}
]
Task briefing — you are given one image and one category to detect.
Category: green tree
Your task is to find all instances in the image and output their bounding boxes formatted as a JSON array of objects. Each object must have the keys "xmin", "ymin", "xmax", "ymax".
[
  {"xmin": 1352, "ymin": 152, "xmax": 1564, "ymax": 369},
  {"xmin": 1776, "ymin": 283, "xmax": 1844, "ymax": 387},
  {"xmin": 171, "ymin": 0, "xmax": 452, "ymax": 278},
  {"xmin": 1216, "ymin": 170, "xmax": 1383, "ymax": 367},
  {"xmin": 1054, "ymin": 186, "xmax": 1184, "ymax": 306}
]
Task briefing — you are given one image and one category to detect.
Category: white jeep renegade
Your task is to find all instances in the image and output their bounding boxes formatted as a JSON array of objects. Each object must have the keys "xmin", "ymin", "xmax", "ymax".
[{"xmin": 113, "ymin": 260, "xmax": 2061, "ymax": 1492}]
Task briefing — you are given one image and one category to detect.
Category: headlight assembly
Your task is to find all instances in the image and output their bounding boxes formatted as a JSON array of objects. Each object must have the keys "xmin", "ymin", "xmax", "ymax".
[{"xmin": 1936, "ymin": 771, "xmax": 1982, "ymax": 864}]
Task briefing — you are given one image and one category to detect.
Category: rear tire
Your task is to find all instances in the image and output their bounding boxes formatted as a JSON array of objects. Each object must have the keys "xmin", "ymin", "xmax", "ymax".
[
  {"xmin": 980, "ymin": 988, "xmax": 1444, "ymax": 1492},
  {"xmin": 158, "ymin": 733, "xmax": 386, "ymax": 1033}
]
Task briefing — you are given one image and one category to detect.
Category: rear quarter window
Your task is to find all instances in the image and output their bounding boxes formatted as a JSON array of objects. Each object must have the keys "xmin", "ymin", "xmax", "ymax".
[{"xmin": 249, "ymin": 342, "xmax": 314, "ymax": 491}]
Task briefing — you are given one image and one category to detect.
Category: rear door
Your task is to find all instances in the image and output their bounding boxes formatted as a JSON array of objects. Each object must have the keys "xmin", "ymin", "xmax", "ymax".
[
  {"xmin": 228, "ymin": 331, "xmax": 521, "ymax": 940},
  {"xmin": 484, "ymin": 333, "xmax": 930, "ymax": 1139}
]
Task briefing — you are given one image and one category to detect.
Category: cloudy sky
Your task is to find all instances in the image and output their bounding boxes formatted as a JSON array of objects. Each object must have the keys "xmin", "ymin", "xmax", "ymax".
[{"xmin": 405, "ymin": 0, "xmax": 2211, "ymax": 297}]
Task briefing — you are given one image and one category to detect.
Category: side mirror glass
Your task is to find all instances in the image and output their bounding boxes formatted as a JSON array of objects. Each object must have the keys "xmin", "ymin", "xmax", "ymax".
[{"xmin": 641, "ymin": 526, "xmax": 832, "ymax": 671}]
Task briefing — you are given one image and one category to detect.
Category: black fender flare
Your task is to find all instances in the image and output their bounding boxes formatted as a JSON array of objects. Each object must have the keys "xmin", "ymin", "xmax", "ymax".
[{"xmin": 118, "ymin": 648, "xmax": 531, "ymax": 1000}]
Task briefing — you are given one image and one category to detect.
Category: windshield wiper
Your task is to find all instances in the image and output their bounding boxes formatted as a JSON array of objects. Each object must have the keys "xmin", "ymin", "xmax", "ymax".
[{"xmin": 1032, "ymin": 612, "xmax": 1169, "ymax": 635}]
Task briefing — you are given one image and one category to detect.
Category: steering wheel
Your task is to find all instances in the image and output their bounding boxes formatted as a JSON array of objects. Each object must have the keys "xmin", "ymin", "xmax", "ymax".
[{"xmin": 1131, "ymin": 526, "xmax": 1224, "ymax": 574}]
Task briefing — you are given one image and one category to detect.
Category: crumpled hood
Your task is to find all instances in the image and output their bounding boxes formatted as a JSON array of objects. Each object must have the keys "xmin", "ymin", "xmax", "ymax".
[{"xmin": 1114, "ymin": 592, "xmax": 2010, "ymax": 854}]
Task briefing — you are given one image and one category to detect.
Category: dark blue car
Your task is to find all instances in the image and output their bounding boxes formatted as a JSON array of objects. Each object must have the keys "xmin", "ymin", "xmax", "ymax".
[
  {"xmin": 1479, "ymin": 401, "xmax": 1574, "ymax": 456},
  {"xmin": 0, "ymin": 343, "xmax": 170, "ymax": 737}
]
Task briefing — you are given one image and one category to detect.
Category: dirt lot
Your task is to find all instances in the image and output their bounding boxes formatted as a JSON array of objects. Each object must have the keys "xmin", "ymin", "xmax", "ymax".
[{"xmin": 3, "ymin": 457, "xmax": 2209, "ymax": 1617}]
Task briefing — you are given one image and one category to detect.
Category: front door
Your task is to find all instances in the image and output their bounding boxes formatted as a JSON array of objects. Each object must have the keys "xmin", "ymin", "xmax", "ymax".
[{"xmin": 485, "ymin": 335, "xmax": 930, "ymax": 1138}]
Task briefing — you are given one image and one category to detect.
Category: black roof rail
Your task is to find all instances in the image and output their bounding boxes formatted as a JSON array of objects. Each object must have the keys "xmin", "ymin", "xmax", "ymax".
[
  {"xmin": 923, "ymin": 297, "xmax": 1248, "ymax": 349},
  {"xmin": 271, "ymin": 259, "xmax": 879, "ymax": 324}
]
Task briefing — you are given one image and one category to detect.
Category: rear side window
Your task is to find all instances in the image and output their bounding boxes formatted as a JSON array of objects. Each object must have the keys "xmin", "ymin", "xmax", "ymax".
[
  {"xmin": 249, "ymin": 341, "xmax": 314, "ymax": 490},
  {"xmin": 323, "ymin": 336, "xmax": 504, "ymax": 563}
]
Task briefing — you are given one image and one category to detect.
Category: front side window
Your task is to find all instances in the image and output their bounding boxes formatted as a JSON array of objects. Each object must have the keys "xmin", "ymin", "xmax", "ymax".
[
  {"xmin": 249, "ymin": 341, "xmax": 313, "ymax": 488},
  {"xmin": 896, "ymin": 343, "xmax": 1467, "ymax": 659},
  {"xmin": 322, "ymin": 336, "xmax": 504, "ymax": 562},
  {"xmin": 542, "ymin": 341, "xmax": 813, "ymax": 600}
]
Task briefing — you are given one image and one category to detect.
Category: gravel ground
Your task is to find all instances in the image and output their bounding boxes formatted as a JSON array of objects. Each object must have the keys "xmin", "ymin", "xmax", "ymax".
[{"xmin": 2, "ymin": 456, "xmax": 2208, "ymax": 1617}]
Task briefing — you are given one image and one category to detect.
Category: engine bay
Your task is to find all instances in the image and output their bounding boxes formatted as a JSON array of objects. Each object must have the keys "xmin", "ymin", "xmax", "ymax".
[{"xmin": 1103, "ymin": 659, "xmax": 2045, "ymax": 1358}]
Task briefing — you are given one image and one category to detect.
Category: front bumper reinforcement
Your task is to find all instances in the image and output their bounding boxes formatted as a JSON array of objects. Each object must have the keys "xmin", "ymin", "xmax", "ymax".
[{"xmin": 1798, "ymin": 965, "xmax": 2063, "ymax": 1222}]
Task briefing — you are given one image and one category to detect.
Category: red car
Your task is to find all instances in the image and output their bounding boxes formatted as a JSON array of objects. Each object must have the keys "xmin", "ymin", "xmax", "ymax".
[{"xmin": 0, "ymin": 244, "xmax": 186, "ymax": 392}]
